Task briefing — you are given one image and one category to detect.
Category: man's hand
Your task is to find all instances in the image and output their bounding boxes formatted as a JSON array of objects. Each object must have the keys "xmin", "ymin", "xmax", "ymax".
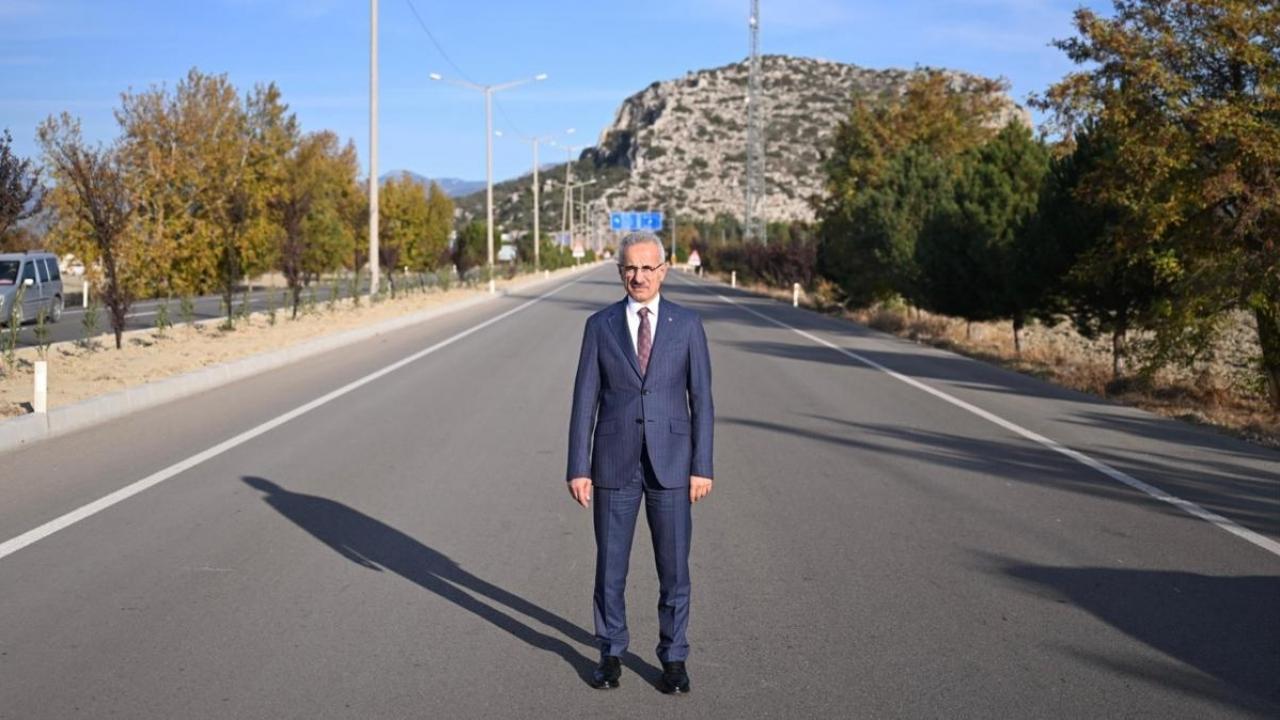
[
  {"xmin": 568, "ymin": 477, "xmax": 593, "ymax": 508},
  {"xmin": 690, "ymin": 475, "xmax": 713, "ymax": 504}
]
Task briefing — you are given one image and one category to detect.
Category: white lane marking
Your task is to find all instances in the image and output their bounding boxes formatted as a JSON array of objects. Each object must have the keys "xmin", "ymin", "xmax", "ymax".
[
  {"xmin": 682, "ymin": 276, "xmax": 1280, "ymax": 559},
  {"xmin": 0, "ymin": 277, "xmax": 585, "ymax": 562}
]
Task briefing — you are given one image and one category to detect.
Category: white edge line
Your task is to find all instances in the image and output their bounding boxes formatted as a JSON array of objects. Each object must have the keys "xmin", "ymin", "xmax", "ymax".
[
  {"xmin": 0, "ymin": 276, "xmax": 585, "ymax": 562},
  {"xmin": 680, "ymin": 275, "xmax": 1280, "ymax": 559}
]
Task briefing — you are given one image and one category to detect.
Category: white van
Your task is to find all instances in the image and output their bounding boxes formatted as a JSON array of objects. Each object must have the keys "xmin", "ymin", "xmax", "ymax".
[{"xmin": 0, "ymin": 251, "xmax": 65, "ymax": 326}]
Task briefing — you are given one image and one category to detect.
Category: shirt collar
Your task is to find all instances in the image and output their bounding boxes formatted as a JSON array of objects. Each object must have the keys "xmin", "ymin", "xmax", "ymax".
[{"xmin": 626, "ymin": 293, "xmax": 661, "ymax": 316}]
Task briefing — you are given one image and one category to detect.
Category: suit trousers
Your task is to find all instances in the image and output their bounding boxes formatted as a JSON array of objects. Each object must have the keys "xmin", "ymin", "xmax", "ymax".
[{"xmin": 592, "ymin": 445, "xmax": 693, "ymax": 663}]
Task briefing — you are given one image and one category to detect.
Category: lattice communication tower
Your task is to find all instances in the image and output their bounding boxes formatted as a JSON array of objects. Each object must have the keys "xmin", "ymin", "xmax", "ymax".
[{"xmin": 744, "ymin": 0, "xmax": 766, "ymax": 244}]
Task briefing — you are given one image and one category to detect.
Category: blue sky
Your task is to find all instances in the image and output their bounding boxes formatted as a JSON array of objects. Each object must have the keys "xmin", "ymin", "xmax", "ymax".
[{"xmin": 1, "ymin": 0, "xmax": 1110, "ymax": 183}]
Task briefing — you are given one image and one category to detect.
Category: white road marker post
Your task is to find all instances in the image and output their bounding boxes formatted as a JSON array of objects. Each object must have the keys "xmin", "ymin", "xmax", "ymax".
[
  {"xmin": 33, "ymin": 361, "xmax": 47, "ymax": 414},
  {"xmin": 83, "ymin": 280, "xmax": 89, "ymax": 309},
  {"xmin": 793, "ymin": 282, "xmax": 800, "ymax": 307},
  {"xmin": 731, "ymin": 271, "xmax": 736, "ymax": 288}
]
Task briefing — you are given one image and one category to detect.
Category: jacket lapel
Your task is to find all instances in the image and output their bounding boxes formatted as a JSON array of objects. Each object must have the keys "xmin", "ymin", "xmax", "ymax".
[
  {"xmin": 645, "ymin": 300, "xmax": 677, "ymax": 380},
  {"xmin": 609, "ymin": 300, "xmax": 642, "ymax": 379}
]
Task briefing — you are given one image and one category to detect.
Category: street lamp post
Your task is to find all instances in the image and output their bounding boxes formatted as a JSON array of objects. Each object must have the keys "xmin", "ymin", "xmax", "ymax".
[
  {"xmin": 517, "ymin": 135, "xmax": 555, "ymax": 271},
  {"xmin": 565, "ymin": 177, "xmax": 596, "ymax": 259},
  {"xmin": 369, "ymin": 0, "xmax": 379, "ymax": 296},
  {"xmin": 430, "ymin": 71, "xmax": 547, "ymax": 293},
  {"xmin": 574, "ymin": 196, "xmax": 605, "ymax": 253},
  {"xmin": 554, "ymin": 141, "xmax": 583, "ymax": 235}
]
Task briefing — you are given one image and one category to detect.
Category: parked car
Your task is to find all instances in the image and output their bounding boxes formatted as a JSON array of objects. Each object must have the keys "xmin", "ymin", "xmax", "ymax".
[{"xmin": 0, "ymin": 251, "xmax": 64, "ymax": 326}]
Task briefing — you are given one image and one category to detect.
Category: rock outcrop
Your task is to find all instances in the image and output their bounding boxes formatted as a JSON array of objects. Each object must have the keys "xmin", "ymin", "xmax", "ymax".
[{"xmin": 457, "ymin": 55, "xmax": 1030, "ymax": 230}]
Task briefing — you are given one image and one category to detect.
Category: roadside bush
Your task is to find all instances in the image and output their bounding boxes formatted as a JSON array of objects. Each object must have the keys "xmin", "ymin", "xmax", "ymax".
[
  {"xmin": 703, "ymin": 228, "xmax": 818, "ymax": 290},
  {"xmin": 745, "ymin": 235, "xmax": 817, "ymax": 289},
  {"xmin": 453, "ymin": 220, "xmax": 487, "ymax": 276},
  {"xmin": 704, "ymin": 242, "xmax": 747, "ymax": 276},
  {"xmin": 867, "ymin": 305, "xmax": 908, "ymax": 334}
]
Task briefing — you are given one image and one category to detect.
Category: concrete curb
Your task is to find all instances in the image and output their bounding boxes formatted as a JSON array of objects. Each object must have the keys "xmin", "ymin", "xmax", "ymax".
[{"xmin": 0, "ymin": 263, "xmax": 603, "ymax": 456}]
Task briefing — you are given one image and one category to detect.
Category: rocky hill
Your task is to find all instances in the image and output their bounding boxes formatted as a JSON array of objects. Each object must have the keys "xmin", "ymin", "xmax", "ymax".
[{"xmin": 457, "ymin": 55, "xmax": 1030, "ymax": 235}]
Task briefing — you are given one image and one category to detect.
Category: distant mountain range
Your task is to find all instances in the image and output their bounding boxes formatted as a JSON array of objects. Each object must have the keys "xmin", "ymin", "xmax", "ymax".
[{"xmin": 379, "ymin": 171, "xmax": 485, "ymax": 198}]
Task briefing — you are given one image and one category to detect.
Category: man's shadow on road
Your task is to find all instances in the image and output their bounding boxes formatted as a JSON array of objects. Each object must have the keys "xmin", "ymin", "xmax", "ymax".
[{"xmin": 242, "ymin": 476, "xmax": 662, "ymax": 688}]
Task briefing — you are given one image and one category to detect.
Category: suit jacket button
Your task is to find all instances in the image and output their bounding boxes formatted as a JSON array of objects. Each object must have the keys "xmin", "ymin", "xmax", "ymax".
[
  {"xmin": 635, "ymin": 418, "xmax": 644, "ymax": 424},
  {"xmin": 643, "ymin": 390, "xmax": 651, "ymax": 396}
]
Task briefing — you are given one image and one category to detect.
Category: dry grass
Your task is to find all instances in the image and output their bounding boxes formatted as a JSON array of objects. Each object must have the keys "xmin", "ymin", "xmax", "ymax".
[{"xmin": 711, "ymin": 272, "xmax": 1279, "ymax": 449}]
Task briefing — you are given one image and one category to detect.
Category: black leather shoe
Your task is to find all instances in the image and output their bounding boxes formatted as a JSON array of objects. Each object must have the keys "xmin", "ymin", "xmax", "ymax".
[
  {"xmin": 659, "ymin": 661, "xmax": 690, "ymax": 694},
  {"xmin": 589, "ymin": 656, "xmax": 622, "ymax": 689}
]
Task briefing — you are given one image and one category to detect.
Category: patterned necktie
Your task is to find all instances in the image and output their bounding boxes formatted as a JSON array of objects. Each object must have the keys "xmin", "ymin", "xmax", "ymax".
[{"xmin": 637, "ymin": 307, "xmax": 652, "ymax": 376}]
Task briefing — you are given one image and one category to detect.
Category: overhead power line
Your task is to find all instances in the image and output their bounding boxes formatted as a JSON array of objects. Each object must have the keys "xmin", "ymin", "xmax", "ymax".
[
  {"xmin": 402, "ymin": 0, "xmax": 530, "ymax": 138},
  {"xmin": 403, "ymin": 0, "xmax": 474, "ymax": 84}
]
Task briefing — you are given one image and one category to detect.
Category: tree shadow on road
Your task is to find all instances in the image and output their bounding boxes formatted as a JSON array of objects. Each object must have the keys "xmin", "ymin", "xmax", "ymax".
[
  {"xmin": 721, "ymin": 413, "xmax": 1280, "ymax": 538},
  {"xmin": 241, "ymin": 476, "xmax": 662, "ymax": 688},
  {"xmin": 990, "ymin": 556, "xmax": 1280, "ymax": 715}
]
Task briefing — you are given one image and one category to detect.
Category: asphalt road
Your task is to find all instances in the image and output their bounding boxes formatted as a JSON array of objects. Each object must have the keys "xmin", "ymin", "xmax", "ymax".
[{"xmin": 1, "ymin": 266, "xmax": 1276, "ymax": 718}]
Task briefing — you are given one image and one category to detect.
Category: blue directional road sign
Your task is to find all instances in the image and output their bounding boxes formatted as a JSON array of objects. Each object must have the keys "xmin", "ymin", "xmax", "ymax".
[{"xmin": 609, "ymin": 211, "xmax": 664, "ymax": 232}]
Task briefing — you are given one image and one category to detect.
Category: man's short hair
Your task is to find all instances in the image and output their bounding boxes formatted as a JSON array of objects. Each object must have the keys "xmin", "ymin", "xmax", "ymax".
[{"xmin": 616, "ymin": 232, "xmax": 666, "ymax": 265}]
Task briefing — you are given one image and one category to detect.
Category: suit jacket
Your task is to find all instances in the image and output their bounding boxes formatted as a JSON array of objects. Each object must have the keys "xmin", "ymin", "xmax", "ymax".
[{"xmin": 567, "ymin": 296, "xmax": 714, "ymax": 489}]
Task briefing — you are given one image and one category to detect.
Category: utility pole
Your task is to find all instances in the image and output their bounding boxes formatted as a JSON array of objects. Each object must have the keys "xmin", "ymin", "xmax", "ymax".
[
  {"xmin": 485, "ymin": 87, "xmax": 494, "ymax": 292},
  {"xmin": 566, "ymin": 178, "xmax": 596, "ymax": 251},
  {"xmin": 671, "ymin": 212, "xmax": 677, "ymax": 264},
  {"xmin": 531, "ymin": 138, "xmax": 541, "ymax": 270},
  {"xmin": 562, "ymin": 146, "xmax": 576, "ymax": 233},
  {"xmin": 369, "ymin": 0, "xmax": 380, "ymax": 294},
  {"xmin": 745, "ymin": 0, "xmax": 766, "ymax": 244},
  {"xmin": 430, "ymin": 72, "xmax": 547, "ymax": 294}
]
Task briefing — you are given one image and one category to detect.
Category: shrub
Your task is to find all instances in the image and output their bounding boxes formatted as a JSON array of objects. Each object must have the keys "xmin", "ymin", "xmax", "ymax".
[{"xmin": 868, "ymin": 305, "xmax": 908, "ymax": 334}]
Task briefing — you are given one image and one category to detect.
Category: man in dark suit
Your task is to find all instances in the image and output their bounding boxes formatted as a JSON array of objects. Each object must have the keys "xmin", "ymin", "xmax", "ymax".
[{"xmin": 566, "ymin": 232, "xmax": 714, "ymax": 694}]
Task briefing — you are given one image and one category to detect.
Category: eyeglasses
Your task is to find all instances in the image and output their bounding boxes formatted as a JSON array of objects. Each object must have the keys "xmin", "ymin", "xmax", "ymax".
[{"xmin": 618, "ymin": 263, "xmax": 666, "ymax": 277}]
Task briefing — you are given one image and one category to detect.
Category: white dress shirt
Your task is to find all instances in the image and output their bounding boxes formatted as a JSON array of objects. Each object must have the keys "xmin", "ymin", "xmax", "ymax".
[{"xmin": 625, "ymin": 294, "xmax": 661, "ymax": 354}]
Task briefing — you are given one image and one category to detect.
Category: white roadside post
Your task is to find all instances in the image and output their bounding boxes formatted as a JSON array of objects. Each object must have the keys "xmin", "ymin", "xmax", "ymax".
[
  {"xmin": 33, "ymin": 361, "xmax": 48, "ymax": 414},
  {"xmin": 731, "ymin": 271, "xmax": 737, "ymax": 288},
  {"xmin": 83, "ymin": 280, "xmax": 89, "ymax": 308},
  {"xmin": 793, "ymin": 282, "xmax": 800, "ymax": 307}
]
